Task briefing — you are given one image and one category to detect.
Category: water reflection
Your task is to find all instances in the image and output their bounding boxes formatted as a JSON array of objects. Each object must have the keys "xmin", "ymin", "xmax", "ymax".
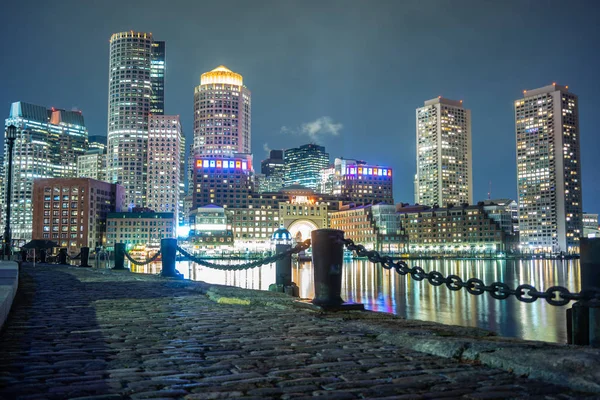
[{"xmin": 128, "ymin": 258, "xmax": 580, "ymax": 344}]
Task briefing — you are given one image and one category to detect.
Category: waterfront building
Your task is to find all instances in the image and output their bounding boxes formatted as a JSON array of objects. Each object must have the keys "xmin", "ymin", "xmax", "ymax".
[
  {"xmin": 146, "ymin": 115, "xmax": 183, "ymax": 220},
  {"xmin": 416, "ymin": 97, "xmax": 472, "ymax": 207},
  {"xmin": 397, "ymin": 203, "xmax": 509, "ymax": 254},
  {"xmin": 189, "ymin": 205, "xmax": 233, "ymax": 248},
  {"xmin": 279, "ymin": 189, "xmax": 329, "ymax": 244},
  {"xmin": 107, "ymin": 31, "xmax": 162, "ymax": 208},
  {"xmin": 337, "ymin": 159, "xmax": 394, "ymax": 206},
  {"xmin": 150, "ymin": 41, "xmax": 165, "ymax": 115},
  {"xmin": 515, "ymin": 84, "xmax": 582, "ymax": 254},
  {"xmin": 106, "ymin": 210, "xmax": 175, "ymax": 249},
  {"xmin": 260, "ymin": 150, "xmax": 285, "ymax": 192},
  {"xmin": 481, "ymin": 199, "xmax": 518, "ymax": 235},
  {"xmin": 284, "ymin": 144, "xmax": 329, "ymax": 191},
  {"xmin": 88, "ymin": 135, "xmax": 107, "ymax": 152},
  {"xmin": 3, "ymin": 102, "xmax": 88, "ymax": 243},
  {"xmin": 320, "ymin": 165, "xmax": 335, "ymax": 195},
  {"xmin": 230, "ymin": 206, "xmax": 280, "ymax": 250},
  {"xmin": 77, "ymin": 149, "xmax": 107, "ymax": 182},
  {"xmin": 191, "ymin": 154, "xmax": 255, "ymax": 210},
  {"xmin": 330, "ymin": 204, "xmax": 404, "ymax": 252},
  {"xmin": 583, "ymin": 213, "xmax": 599, "ymax": 238},
  {"xmin": 193, "ymin": 65, "xmax": 251, "ymax": 157},
  {"xmin": 32, "ymin": 178, "xmax": 125, "ymax": 251}
]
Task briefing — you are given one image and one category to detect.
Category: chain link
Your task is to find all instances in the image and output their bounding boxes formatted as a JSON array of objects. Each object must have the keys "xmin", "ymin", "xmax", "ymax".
[
  {"xmin": 343, "ymin": 238, "xmax": 598, "ymax": 306},
  {"xmin": 124, "ymin": 250, "xmax": 162, "ymax": 266},
  {"xmin": 176, "ymin": 240, "xmax": 311, "ymax": 271}
]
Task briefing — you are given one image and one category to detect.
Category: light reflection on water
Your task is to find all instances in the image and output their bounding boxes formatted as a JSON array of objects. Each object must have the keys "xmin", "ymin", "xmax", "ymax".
[{"xmin": 129, "ymin": 258, "xmax": 580, "ymax": 344}]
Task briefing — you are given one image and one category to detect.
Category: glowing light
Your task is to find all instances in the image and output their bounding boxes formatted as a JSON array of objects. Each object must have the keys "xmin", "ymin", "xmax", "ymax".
[
  {"xmin": 216, "ymin": 160, "xmax": 222, "ymax": 168},
  {"xmin": 203, "ymin": 160, "xmax": 209, "ymax": 168},
  {"xmin": 242, "ymin": 161, "xmax": 247, "ymax": 170},
  {"xmin": 209, "ymin": 160, "xmax": 216, "ymax": 168},
  {"xmin": 200, "ymin": 65, "xmax": 243, "ymax": 86}
]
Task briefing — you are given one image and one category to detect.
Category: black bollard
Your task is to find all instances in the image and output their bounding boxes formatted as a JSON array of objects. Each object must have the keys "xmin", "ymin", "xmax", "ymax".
[
  {"xmin": 160, "ymin": 238, "xmax": 181, "ymax": 278},
  {"xmin": 79, "ymin": 247, "xmax": 91, "ymax": 268},
  {"xmin": 40, "ymin": 249, "xmax": 47, "ymax": 264},
  {"xmin": 578, "ymin": 238, "xmax": 600, "ymax": 347},
  {"xmin": 268, "ymin": 244, "xmax": 299, "ymax": 296},
  {"xmin": 311, "ymin": 229, "xmax": 363, "ymax": 310},
  {"xmin": 112, "ymin": 243, "xmax": 126, "ymax": 270},
  {"xmin": 20, "ymin": 249, "xmax": 27, "ymax": 263},
  {"xmin": 57, "ymin": 248, "xmax": 68, "ymax": 265}
]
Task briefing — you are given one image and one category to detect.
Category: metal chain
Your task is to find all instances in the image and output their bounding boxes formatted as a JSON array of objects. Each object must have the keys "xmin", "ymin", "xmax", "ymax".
[
  {"xmin": 124, "ymin": 250, "xmax": 162, "ymax": 266},
  {"xmin": 67, "ymin": 251, "xmax": 82, "ymax": 260},
  {"xmin": 343, "ymin": 238, "xmax": 599, "ymax": 306},
  {"xmin": 176, "ymin": 240, "xmax": 311, "ymax": 271}
]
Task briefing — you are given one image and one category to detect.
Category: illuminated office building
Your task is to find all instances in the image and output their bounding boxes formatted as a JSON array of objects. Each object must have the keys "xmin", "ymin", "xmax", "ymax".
[
  {"xmin": 88, "ymin": 135, "xmax": 107, "ymax": 152},
  {"xmin": 107, "ymin": 31, "xmax": 164, "ymax": 208},
  {"xmin": 3, "ymin": 102, "xmax": 88, "ymax": 242},
  {"xmin": 150, "ymin": 41, "xmax": 165, "ymax": 115},
  {"xmin": 259, "ymin": 150, "xmax": 285, "ymax": 192},
  {"xmin": 515, "ymin": 84, "xmax": 582, "ymax": 254},
  {"xmin": 77, "ymin": 149, "xmax": 107, "ymax": 182},
  {"xmin": 146, "ymin": 115, "xmax": 183, "ymax": 219},
  {"xmin": 331, "ymin": 158, "xmax": 393, "ymax": 205},
  {"xmin": 416, "ymin": 97, "xmax": 472, "ymax": 207},
  {"xmin": 193, "ymin": 65, "xmax": 251, "ymax": 157},
  {"xmin": 284, "ymin": 144, "xmax": 329, "ymax": 191}
]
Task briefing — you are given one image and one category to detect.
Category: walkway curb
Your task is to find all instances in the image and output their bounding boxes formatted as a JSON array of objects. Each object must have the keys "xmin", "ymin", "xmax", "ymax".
[{"xmin": 0, "ymin": 261, "xmax": 19, "ymax": 331}]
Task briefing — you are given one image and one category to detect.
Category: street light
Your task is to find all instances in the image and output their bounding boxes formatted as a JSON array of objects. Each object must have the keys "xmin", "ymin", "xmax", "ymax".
[{"xmin": 3, "ymin": 125, "xmax": 17, "ymax": 260}]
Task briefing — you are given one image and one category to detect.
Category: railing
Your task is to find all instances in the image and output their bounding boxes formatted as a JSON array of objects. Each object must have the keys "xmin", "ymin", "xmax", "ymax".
[{"xmin": 107, "ymin": 231, "xmax": 600, "ymax": 347}]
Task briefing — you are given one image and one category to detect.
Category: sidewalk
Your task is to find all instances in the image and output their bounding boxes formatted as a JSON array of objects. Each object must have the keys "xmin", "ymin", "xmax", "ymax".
[{"xmin": 0, "ymin": 265, "xmax": 598, "ymax": 399}]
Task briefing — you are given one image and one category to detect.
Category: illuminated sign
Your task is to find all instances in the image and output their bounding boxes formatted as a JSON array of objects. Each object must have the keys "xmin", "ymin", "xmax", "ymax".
[
  {"xmin": 216, "ymin": 160, "xmax": 222, "ymax": 168},
  {"xmin": 348, "ymin": 165, "xmax": 392, "ymax": 177},
  {"xmin": 196, "ymin": 158, "xmax": 252, "ymax": 172}
]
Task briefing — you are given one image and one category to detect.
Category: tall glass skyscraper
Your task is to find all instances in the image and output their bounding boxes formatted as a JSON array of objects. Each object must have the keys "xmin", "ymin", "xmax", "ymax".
[
  {"xmin": 284, "ymin": 144, "xmax": 329, "ymax": 191},
  {"xmin": 3, "ymin": 101, "xmax": 88, "ymax": 242},
  {"xmin": 150, "ymin": 41, "xmax": 165, "ymax": 115},
  {"xmin": 107, "ymin": 31, "xmax": 164, "ymax": 208},
  {"xmin": 193, "ymin": 65, "xmax": 251, "ymax": 157},
  {"xmin": 415, "ymin": 97, "xmax": 472, "ymax": 207},
  {"xmin": 515, "ymin": 84, "xmax": 582, "ymax": 254}
]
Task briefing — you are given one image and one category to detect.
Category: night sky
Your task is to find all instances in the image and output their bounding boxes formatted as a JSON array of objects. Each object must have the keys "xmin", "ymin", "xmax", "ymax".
[{"xmin": 2, "ymin": 0, "xmax": 599, "ymax": 211}]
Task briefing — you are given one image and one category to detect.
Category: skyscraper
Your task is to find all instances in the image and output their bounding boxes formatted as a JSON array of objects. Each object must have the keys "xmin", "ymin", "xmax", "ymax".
[
  {"xmin": 107, "ymin": 31, "xmax": 160, "ymax": 208},
  {"xmin": 3, "ymin": 101, "xmax": 88, "ymax": 242},
  {"xmin": 259, "ymin": 150, "xmax": 285, "ymax": 192},
  {"xmin": 193, "ymin": 66, "xmax": 251, "ymax": 157},
  {"xmin": 150, "ymin": 41, "xmax": 165, "ymax": 115},
  {"xmin": 284, "ymin": 144, "xmax": 329, "ymax": 191},
  {"xmin": 515, "ymin": 84, "xmax": 582, "ymax": 254},
  {"xmin": 146, "ymin": 115, "xmax": 183, "ymax": 219},
  {"xmin": 415, "ymin": 97, "xmax": 472, "ymax": 207}
]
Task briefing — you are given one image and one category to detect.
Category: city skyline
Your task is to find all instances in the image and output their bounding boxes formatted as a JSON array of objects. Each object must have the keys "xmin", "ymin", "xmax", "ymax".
[{"xmin": 2, "ymin": 1, "xmax": 600, "ymax": 213}]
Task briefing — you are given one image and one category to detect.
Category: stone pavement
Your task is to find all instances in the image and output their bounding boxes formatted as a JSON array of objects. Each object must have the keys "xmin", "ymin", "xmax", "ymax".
[{"xmin": 0, "ymin": 265, "xmax": 598, "ymax": 400}]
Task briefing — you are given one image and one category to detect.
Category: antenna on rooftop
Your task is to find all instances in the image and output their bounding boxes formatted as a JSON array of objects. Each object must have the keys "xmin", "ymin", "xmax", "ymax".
[{"xmin": 488, "ymin": 181, "xmax": 492, "ymax": 200}]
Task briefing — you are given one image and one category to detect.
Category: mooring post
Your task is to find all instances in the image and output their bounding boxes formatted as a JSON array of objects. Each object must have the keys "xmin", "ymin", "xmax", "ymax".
[
  {"xmin": 160, "ymin": 238, "xmax": 180, "ymax": 278},
  {"xmin": 112, "ymin": 243, "xmax": 126, "ymax": 270},
  {"xmin": 311, "ymin": 229, "xmax": 363, "ymax": 310},
  {"xmin": 57, "ymin": 248, "xmax": 68, "ymax": 265},
  {"xmin": 79, "ymin": 247, "xmax": 91, "ymax": 268},
  {"xmin": 268, "ymin": 243, "xmax": 299, "ymax": 296},
  {"xmin": 40, "ymin": 249, "xmax": 46, "ymax": 264},
  {"xmin": 578, "ymin": 238, "xmax": 600, "ymax": 347}
]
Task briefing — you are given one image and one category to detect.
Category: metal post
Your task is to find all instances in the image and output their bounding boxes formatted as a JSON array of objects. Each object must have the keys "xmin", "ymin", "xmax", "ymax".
[
  {"xmin": 40, "ymin": 249, "xmax": 46, "ymax": 264},
  {"xmin": 112, "ymin": 243, "xmax": 126, "ymax": 270},
  {"xmin": 311, "ymin": 229, "xmax": 363, "ymax": 311},
  {"xmin": 57, "ymin": 248, "xmax": 68, "ymax": 265},
  {"xmin": 160, "ymin": 238, "xmax": 180, "ymax": 278},
  {"xmin": 578, "ymin": 238, "xmax": 600, "ymax": 347},
  {"xmin": 79, "ymin": 247, "xmax": 91, "ymax": 268},
  {"xmin": 3, "ymin": 125, "xmax": 16, "ymax": 260},
  {"xmin": 276, "ymin": 243, "xmax": 292, "ymax": 286}
]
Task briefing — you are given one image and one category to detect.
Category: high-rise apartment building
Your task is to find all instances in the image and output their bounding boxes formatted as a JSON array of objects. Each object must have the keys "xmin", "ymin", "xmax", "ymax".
[
  {"xmin": 77, "ymin": 149, "xmax": 107, "ymax": 182},
  {"xmin": 284, "ymin": 144, "xmax": 329, "ymax": 191},
  {"xmin": 150, "ymin": 41, "xmax": 165, "ymax": 115},
  {"xmin": 146, "ymin": 115, "xmax": 183, "ymax": 219},
  {"xmin": 3, "ymin": 102, "xmax": 88, "ymax": 242},
  {"xmin": 416, "ymin": 97, "xmax": 472, "ymax": 207},
  {"xmin": 193, "ymin": 66, "xmax": 251, "ymax": 157},
  {"xmin": 107, "ymin": 31, "xmax": 164, "ymax": 208},
  {"xmin": 515, "ymin": 84, "xmax": 582, "ymax": 253}
]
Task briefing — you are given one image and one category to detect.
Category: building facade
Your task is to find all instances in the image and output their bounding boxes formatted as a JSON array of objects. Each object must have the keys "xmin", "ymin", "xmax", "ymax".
[
  {"xmin": 481, "ymin": 199, "xmax": 518, "ymax": 235},
  {"xmin": 397, "ymin": 204, "xmax": 508, "ymax": 254},
  {"xmin": 416, "ymin": 97, "xmax": 472, "ymax": 207},
  {"xmin": 583, "ymin": 213, "xmax": 599, "ymax": 238},
  {"xmin": 3, "ymin": 102, "xmax": 88, "ymax": 242},
  {"xmin": 193, "ymin": 65, "xmax": 251, "ymax": 157},
  {"xmin": 106, "ymin": 211, "xmax": 175, "ymax": 249},
  {"xmin": 107, "ymin": 31, "xmax": 163, "ymax": 208},
  {"xmin": 77, "ymin": 149, "xmax": 107, "ymax": 182},
  {"xmin": 338, "ymin": 160, "xmax": 393, "ymax": 205},
  {"xmin": 515, "ymin": 84, "xmax": 582, "ymax": 254},
  {"xmin": 32, "ymin": 178, "xmax": 125, "ymax": 252},
  {"xmin": 189, "ymin": 205, "xmax": 233, "ymax": 248},
  {"xmin": 146, "ymin": 115, "xmax": 183, "ymax": 220},
  {"xmin": 330, "ymin": 204, "xmax": 405, "ymax": 252},
  {"xmin": 284, "ymin": 144, "xmax": 329, "ymax": 191},
  {"xmin": 150, "ymin": 41, "xmax": 165, "ymax": 115},
  {"xmin": 259, "ymin": 149, "xmax": 285, "ymax": 192},
  {"xmin": 88, "ymin": 135, "xmax": 107, "ymax": 152}
]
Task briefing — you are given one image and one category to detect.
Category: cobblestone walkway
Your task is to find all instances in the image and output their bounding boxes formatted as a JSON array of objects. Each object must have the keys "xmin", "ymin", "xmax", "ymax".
[{"xmin": 0, "ymin": 266, "xmax": 595, "ymax": 399}]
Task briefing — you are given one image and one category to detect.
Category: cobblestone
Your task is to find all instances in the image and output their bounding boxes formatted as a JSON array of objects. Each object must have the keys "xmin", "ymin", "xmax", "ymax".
[{"xmin": 0, "ymin": 265, "xmax": 597, "ymax": 399}]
